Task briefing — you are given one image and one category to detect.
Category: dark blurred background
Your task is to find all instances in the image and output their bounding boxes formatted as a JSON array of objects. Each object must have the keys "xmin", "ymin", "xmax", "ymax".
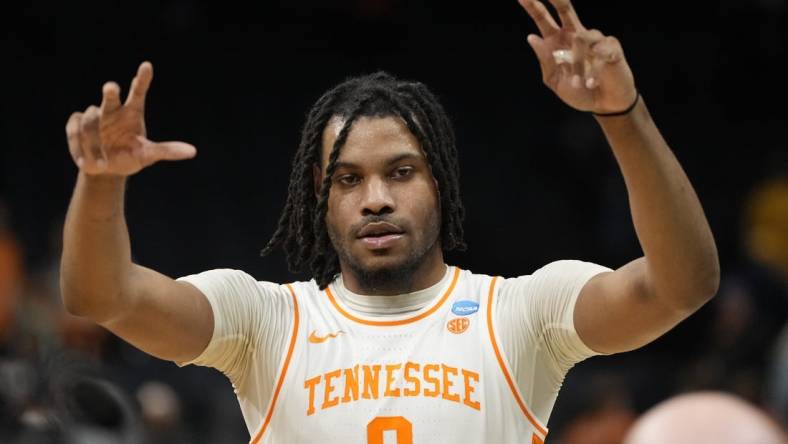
[{"xmin": 1, "ymin": 0, "xmax": 787, "ymax": 443}]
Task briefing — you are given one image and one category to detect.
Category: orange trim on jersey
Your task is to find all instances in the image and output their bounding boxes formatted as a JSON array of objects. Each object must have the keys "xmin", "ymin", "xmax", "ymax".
[
  {"xmin": 250, "ymin": 283, "xmax": 300, "ymax": 444},
  {"xmin": 325, "ymin": 266, "xmax": 461, "ymax": 326},
  {"xmin": 486, "ymin": 276, "xmax": 549, "ymax": 438}
]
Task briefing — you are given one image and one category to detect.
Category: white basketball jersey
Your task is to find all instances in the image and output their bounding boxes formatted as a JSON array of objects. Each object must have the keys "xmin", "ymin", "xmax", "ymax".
[{"xmin": 250, "ymin": 266, "xmax": 548, "ymax": 444}]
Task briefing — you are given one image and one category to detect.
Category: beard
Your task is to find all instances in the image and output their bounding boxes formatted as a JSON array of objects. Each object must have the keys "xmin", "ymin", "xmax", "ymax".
[{"xmin": 327, "ymin": 214, "xmax": 441, "ymax": 294}]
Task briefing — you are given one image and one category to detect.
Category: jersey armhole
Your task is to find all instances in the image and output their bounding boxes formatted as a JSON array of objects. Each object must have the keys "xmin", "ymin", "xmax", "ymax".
[
  {"xmin": 486, "ymin": 276, "xmax": 549, "ymax": 440},
  {"xmin": 249, "ymin": 283, "xmax": 301, "ymax": 444},
  {"xmin": 173, "ymin": 278, "xmax": 219, "ymax": 368}
]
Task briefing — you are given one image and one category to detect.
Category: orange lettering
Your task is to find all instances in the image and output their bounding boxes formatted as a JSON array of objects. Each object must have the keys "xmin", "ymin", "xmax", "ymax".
[
  {"xmin": 321, "ymin": 369, "xmax": 342, "ymax": 410},
  {"xmin": 362, "ymin": 364, "xmax": 382, "ymax": 399},
  {"xmin": 384, "ymin": 363, "xmax": 402, "ymax": 397},
  {"xmin": 305, "ymin": 362, "xmax": 481, "ymax": 415},
  {"xmin": 423, "ymin": 364, "xmax": 440, "ymax": 397},
  {"xmin": 403, "ymin": 362, "xmax": 421, "ymax": 397},
  {"xmin": 441, "ymin": 364, "xmax": 460, "ymax": 403},
  {"xmin": 304, "ymin": 375, "xmax": 321, "ymax": 416},
  {"xmin": 461, "ymin": 369, "xmax": 481, "ymax": 410},
  {"xmin": 341, "ymin": 364, "xmax": 359, "ymax": 403}
]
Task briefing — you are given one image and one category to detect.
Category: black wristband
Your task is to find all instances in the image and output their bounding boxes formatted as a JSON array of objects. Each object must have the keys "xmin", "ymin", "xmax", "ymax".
[{"xmin": 592, "ymin": 91, "xmax": 640, "ymax": 117}]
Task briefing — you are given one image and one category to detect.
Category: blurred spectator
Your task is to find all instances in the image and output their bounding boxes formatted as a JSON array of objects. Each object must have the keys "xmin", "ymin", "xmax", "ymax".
[
  {"xmin": 0, "ymin": 204, "xmax": 243, "ymax": 442},
  {"xmin": 559, "ymin": 378, "xmax": 635, "ymax": 444},
  {"xmin": 136, "ymin": 381, "xmax": 190, "ymax": 444},
  {"xmin": 743, "ymin": 176, "xmax": 788, "ymax": 281},
  {"xmin": 623, "ymin": 391, "xmax": 786, "ymax": 444},
  {"xmin": 767, "ymin": 323, "xmax": 788, "ymax": 427},
  {"xmin": 1, "ymin": 351, "xmax": 144, "ymax": 443},
  {"xmin": 0, "ymin": 200, "xmax": 24, "ymax": 351}
]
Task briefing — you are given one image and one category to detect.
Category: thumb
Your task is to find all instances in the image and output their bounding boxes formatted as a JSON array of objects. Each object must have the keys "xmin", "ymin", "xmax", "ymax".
[
  {"xmin": 526, "ymin": 34, "xmax": 549, "ymax": 61},
  {"xmin": 152, "ymin": 141, "xmax": 197, "ymax": 161},
  {"xmin": 526, "ymin": 34, "xmax": 554, "ymax": 82}
]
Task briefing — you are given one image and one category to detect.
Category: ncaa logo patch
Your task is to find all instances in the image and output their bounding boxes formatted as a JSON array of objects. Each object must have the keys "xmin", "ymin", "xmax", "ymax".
[{"xmin": 451, "ymin": 300, "xmax": 479, "ymax": 316}]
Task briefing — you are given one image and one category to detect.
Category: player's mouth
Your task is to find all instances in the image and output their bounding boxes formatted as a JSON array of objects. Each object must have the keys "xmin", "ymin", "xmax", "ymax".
[{"xmin": 357, "ymin": 222, "xmax": 405, "ymax": 250}]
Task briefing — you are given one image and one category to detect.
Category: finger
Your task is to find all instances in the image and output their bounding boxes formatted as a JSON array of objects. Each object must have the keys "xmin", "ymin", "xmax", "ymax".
[
  {"xmin": 584, "ymin": 35, "xmax": 621, "ymax": 89},
  {"xmin": 573, "ymin": 30, "xmax": 605, "ymax": 88},
  {"xmin": 571, "ymin": 35, "xmax": 587, "ymax": 88},
  {"xmin": 518, "ymin": 0, "xmax": 560, "ymax": 37},
  {"xmin": 154, "ymin": 142, "xmax": 198, "ymax": 161},
  {"xmin": 137, "ymin": 136, "xmax": 197, "ymax": 163},
  {"xmin": 583, "ymin": 55, "xmax": 608, "ymax": 89},
  {"xmin": 591, "ymin": 35, "xmax": 624, "ymax": 65},
  {"xmin": 583, "ymin": 29, "xmax": 606, "ymax": 44},
  {"xmin": 65, "ymin": 112, "xmax": 84, "ymax": 167},
  {"xmin": 124, "ymin": 61, "xmax": 153, "ymax": 110},
  {"xmin": 100, "ymin": 81, "xmax": 122, "ymax": 115},
  {"xmin": 546, "ymin": 0, "xmax": 584, "ymax": 31},
  {"xmin": 527, "ymin": 34, "xmax": 550, "ymax": 67},
  {"xmin": 79, "ymin": 106, "xmax": 106, "ymax": 169}
]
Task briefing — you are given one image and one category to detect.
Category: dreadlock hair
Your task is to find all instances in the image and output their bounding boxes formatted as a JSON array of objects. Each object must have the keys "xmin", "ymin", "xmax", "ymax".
[{"xmin": 260, "ymin": 71, "xmax": 467, "ymax": 289}]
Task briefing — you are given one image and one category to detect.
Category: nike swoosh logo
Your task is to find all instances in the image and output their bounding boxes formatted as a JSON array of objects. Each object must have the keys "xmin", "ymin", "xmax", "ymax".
[{"xmin": 308, "ymin": 330, "xmax": 344, "ymax": 344}]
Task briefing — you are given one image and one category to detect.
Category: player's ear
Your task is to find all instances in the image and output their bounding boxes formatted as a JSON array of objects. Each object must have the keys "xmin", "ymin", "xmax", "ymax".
[{"xmin": 313, "ymin": 162, "xmax": 322, "ymax": 198}]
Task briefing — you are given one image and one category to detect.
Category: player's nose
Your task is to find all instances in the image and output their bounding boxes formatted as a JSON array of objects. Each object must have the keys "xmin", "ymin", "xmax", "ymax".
[{"xmin": 360, "ymin": 176, "xmax": 395, "ymax": 216}]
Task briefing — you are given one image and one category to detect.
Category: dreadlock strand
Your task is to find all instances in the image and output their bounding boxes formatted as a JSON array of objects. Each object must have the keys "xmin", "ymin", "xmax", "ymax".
[{"xmin": 391, "ymin": 86, "xmax": 462, "ymax": 250}]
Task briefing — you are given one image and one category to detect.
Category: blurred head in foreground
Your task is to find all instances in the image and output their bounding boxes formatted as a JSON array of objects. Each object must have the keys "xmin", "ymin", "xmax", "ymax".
[{"xmin": 624, "ymin": 391, "xmax": 786, "ymax": 444}]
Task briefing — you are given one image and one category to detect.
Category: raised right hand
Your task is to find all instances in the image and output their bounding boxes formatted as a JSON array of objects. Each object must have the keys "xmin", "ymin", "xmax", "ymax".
[{"xmin": 65, "ymin": 61, "xmax": 196, "ymax": 177}]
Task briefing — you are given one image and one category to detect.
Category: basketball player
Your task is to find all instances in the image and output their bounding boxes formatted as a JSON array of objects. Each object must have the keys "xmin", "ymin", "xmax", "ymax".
[{"xmin": 60, "ymin": 0, "xmax": 720, "ymax": 442}]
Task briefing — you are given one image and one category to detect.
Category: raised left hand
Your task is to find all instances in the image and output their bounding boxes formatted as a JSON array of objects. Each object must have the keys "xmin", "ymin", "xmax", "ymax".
[{"xmin": 518, "ymin": 0, "xmax": 637, "ymax": 114}]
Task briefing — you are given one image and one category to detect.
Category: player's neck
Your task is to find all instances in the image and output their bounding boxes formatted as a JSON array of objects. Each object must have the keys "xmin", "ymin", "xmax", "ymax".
[{"xmin": 339, "ymin": 247, "xmax": 446, "ymax": 296}]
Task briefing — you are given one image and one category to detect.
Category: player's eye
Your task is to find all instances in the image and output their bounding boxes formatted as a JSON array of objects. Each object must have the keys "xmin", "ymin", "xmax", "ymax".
[
  {"xmin": 391, "ymin": 166, "xmax": 414, "ymax": 180},
  {"xmin": 337, "ymin": 174, "xmax": 360, "ymax": 186}
]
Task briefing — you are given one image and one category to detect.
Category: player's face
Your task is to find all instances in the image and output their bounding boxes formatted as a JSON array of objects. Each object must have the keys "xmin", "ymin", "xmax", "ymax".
[{"xmin": 318, "ymin": 115, "xmax": 442, "ymax": 289}]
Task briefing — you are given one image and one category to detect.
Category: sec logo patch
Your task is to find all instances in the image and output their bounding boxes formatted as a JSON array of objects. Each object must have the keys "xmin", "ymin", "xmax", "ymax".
[{"xmin": 447, "ymin": 317, "xmax": 470, "ymax": 334}]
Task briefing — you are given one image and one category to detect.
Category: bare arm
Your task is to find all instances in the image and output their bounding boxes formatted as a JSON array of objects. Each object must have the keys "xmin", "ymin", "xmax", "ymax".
[
  {"xmin": 519, "ymin": 0, "xmax": 720, "ymax": 353},
  {"xmin": 60, "ymin": 62, "xmax": 211, "ymax": 363},
  {"xmin": 576, "ymin": 100, "xmax": 719, "ymax": 353}
]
